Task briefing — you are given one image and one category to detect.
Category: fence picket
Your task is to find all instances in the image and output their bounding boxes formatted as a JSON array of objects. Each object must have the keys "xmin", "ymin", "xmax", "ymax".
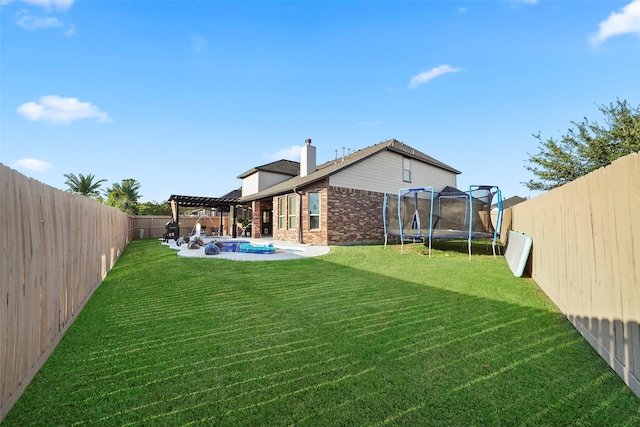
[
  {"xmin": 0, "ymin": 164, "xmax": 130, "ymax": 421},
  {"xmin": 512, "ymin": 151, "xmax": 640, "ymax": 398},
  {"xmin": 617, "ymin": 153, "xmax": 640, "ymax": 381},
  {"xmin": 0, "ymin": 165, "xmax": 14, "ymax": 409}
]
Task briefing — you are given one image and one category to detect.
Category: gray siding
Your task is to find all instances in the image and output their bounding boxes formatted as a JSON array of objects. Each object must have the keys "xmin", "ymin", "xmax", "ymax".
[
  {"xmin": 329, "ymin": 150, "xmax": 457, "ymax": 194},
  {"xmin": 242, "ymin": 171, "xmax": 295, "ymax": 197}
]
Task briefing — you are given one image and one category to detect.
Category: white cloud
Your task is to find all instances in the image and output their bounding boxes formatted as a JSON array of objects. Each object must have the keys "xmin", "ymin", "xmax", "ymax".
[
  {"xmin": 9, "ymin": 2, "xmax": 76, "ymax": 34},
  {"xmin": 591, "ymin": 0, "xmax": 640, "ymax": 44},
  {"xmin": 17, "ymin": 95, "xmax": 111, "ymax": 124},
  {"xmin": 267, "ymin": 146, "xmax": 302, "ymax": 161},
  {"xmin": 6, "ymin": 0, "xmax": 75, "ymax": 10},
  {"xmin": 409, "ymin": 65, "xmax": 462, "ymax": 89},
  {"xmin": 12, "ymin": 158, "xmax": 53, "ymax": 172},
  {"xmin": 16, "ymin": 13, "xmax": 62, "ymax": 30}
]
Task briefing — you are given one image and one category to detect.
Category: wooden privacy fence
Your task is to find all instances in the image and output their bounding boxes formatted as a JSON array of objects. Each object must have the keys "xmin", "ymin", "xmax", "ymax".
[
  {"xmin": 133, "ymin": 215, "xmax": 232, "ymax": 239},
  {"xmin": 0, "ymin": 164, "xmax": 133, "ymax": 422},
  {"xmin": 510, "ymin": 152, "xmax": 640, "ymax": 398}
]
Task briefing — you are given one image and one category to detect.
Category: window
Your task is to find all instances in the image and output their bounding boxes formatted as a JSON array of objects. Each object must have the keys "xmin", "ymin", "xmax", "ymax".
[
  {"xmin": 403, "ymin": 157, "xmax": 411, "ymax": 182},
  {"xmin": 308, "ymin": 193, "xmax": 320, "ymax": 230},
  {"xmin": 288, "ymin": 195, "xmax": 297, "ymax": 229},
  {"xmin": 278, "ymin": 197, "xmax": 286, "ymax": 229}
]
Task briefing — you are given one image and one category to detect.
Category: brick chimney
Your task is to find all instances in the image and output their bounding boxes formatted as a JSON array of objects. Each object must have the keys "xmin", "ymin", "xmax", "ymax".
[{"xmin": 300, "ymin": 138, "xmax": 316, "ymax": 177}]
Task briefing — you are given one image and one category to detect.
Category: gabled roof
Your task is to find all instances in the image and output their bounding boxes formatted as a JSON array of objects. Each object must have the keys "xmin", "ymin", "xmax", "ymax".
[
  {"xmin": 438, "ymin": 186, "xmax": 465, "ymax": 195},
  {"xmin": 240, "ymin": 139, "xmax": 460, "ymax": 202},
  {"xmin": 501, "ymin": 196, "xmax": 527, "ymax": 209},
  {"xmin": 237, "ymin": 159, "xmax": 300, "ymax": 179},
  {"xmin": 219, "ymin": 188, "xmax": 242, "ymax": 199}
]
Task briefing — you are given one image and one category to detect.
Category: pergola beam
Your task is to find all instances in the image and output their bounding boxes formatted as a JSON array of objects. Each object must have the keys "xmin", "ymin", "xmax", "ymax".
[{"xmin": 168, "ymin": 194, "xmax": 242, "ymax": 238}]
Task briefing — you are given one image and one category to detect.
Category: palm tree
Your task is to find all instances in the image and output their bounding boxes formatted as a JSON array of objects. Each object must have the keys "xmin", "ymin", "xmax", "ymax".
[
  {"xmin": 63, "ymin": 173, "xmax": 107, "ymax": 199},
  {"xmin": 105, "ymin": 178, "xmax": 142, "ymax": 214}
]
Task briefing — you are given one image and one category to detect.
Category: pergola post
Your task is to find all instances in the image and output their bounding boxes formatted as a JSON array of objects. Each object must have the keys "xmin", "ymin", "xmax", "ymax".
[
  {"xmin": 232, "ymin": 205, "xmax": 238, "ymax": 238},
  {"xmin": 167, "ymin": 194, "xmax": 241, "ymax": 239}
]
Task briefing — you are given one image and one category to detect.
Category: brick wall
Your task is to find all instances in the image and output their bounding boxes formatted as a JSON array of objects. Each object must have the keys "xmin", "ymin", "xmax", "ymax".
[
  {"xmin": 272, "ymin": 193, "xmax": 298, "ymax": 243},
  {"xmin": 326, "ymin": 185, "xmax": 385, "ymax": 244},
  {"xmin": 298, "ymin": 180, "xmax": 328, "ymax": 245},
  {"xmin": 250, "ymin": 200, "xmax": 273, "ymax": 239},
  {"xmin": 271, "ymin": 179, "xmax": 329, "ymax": 245},
  {"xmin": 269, "ymin": 180, "xmax": 385, "ymax": 245}
]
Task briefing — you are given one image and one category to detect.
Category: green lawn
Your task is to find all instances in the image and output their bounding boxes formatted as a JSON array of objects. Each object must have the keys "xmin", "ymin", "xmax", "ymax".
[{"xmin": 4, "ymin": 240, "xmax": 639, "ymax": 426}]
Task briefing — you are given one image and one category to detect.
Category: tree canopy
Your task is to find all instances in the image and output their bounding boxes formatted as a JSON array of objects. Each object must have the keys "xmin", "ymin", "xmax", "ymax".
[
  {"xmin": 105, "ymin": 178, "xmax": 142, "ymax": 214},
  {"xmin": 524, "ymin": 99, "xmax": 640, "ymax": 191},
  {"xmin": 63, "ymin": 173, "xmax": 107, "ymax": 199},
  {"xmin": 138, "ymin": 201, "xmax": 172, "ymax": 216}
]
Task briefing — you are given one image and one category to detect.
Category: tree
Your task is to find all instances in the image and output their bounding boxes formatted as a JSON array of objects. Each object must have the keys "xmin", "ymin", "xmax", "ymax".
[
  {"xmin": 138, "ymin": 200, "xmax": 172, "ymax": 216},
  {"xmin": 524, "ymin": 99, "xmax": 640, "ymax": 191},
  {"xmin": 105, "ymin": 178, "xmax": 142, "ymax": 214},
  {"xmin": 63, "ymin": 173, "xmax": 107, "ymax": 199}
]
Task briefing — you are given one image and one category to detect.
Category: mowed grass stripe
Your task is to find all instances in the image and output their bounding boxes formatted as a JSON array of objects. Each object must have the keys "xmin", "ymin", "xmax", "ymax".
[
  {"xmin": 108, "ymin": 301, "xmax": 263, "ymax": 329},
  {"xmin": 102, "ymin": 288, "xmax": 257, "ymax": 322},
  {"xmin": 4, "ymin": 240, "xmax": 639, "ymax": 426},
  {"xmin": 79, "ymin": 327, "xmax": 309, "ymax": 384},
  {"xmin": 390, "ymin": 314, "xmax": 536, "ymax": 361},
  {"xmin": 96, "ymin": 354, "xmax": 352, "ymax": 425},
  {"xmin": 97, "ymin": 348, "xmax": 356, "ymax": 426},
  {"xmin": 326, "ymin": 301, "xmax": 455, "ymax": 331},
  {"xmin": 78, "ymin": 340, "xmax": 332, "ymax": 407},
  {"xmin": 74, "ymin": 337, "xmax": 336, "ymax": 409},
  {"xmin": 151, "ymin": 366, "xmax": 378, "ymax": 427},
  {"xmin": 84, "ymin": 321, "xmax": 299, "ymax": 359}
]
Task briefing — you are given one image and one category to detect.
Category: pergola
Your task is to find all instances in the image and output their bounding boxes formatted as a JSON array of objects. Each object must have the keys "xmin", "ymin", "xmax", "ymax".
[{"xmin": 168, "ymin": 194, "xmax": 243, "ymax": 238}]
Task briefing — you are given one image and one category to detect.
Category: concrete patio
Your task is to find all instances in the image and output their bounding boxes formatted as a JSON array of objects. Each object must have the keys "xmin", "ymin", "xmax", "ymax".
[{"xmin": 161, "ymin": 236, "xmax": 330, "ymax": 261}]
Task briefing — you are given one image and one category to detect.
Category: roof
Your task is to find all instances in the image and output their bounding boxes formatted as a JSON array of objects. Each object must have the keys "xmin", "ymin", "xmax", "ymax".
[
  {"xmin": 237, "ymin": 159, "xmax": 300, "ymax": 179},
  {"xmin": 438, "ymin": 186, "xmax": 465, "ymax": 195},
  {"xmin": 219, "ymin": 188, "xmax": 242, "ymax": 199},
  {"xmin": 501, "ymin": 196, "xmax": 528, "ymax": 209},
  {"xmin": 168, "ymin": 193, "xmax": 240, "ymax": 208},
  {"xmin": 240, "ymin": 138, "xmax": 460, "ymax": 202}
]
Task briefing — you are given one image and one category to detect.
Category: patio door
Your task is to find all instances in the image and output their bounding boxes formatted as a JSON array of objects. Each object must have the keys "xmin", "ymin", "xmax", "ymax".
[{"xmin": 261, "ymin": 210, "xmax": 272, "ymax": 236}]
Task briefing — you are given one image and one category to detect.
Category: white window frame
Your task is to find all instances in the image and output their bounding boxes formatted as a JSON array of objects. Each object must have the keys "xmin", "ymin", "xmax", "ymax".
[
  {"xmin": 287, "ymin": 195, "xmax": 297, "ymax": 230},
  {"xmin": 308, "ymin": 193, "xmax": 321, "ymax": 230},
  {"xmin": 278, "ymin": 197, "xmax": 286, "ymax": 229},
  {"xmin": 403, "ymin": 157, "xmax": 411, "ymax": 183}
]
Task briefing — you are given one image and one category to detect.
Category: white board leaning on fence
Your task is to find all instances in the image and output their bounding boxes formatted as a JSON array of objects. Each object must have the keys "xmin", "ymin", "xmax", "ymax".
[{"xmin": 505, "ymin": 230, "xmax": 532, "ymax": 278}]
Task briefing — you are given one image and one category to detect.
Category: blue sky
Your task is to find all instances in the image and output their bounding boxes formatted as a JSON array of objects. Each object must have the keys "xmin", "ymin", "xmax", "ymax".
[{"xmin": 2, "ymin": 0, "xmax": 639, "ymax": 203}]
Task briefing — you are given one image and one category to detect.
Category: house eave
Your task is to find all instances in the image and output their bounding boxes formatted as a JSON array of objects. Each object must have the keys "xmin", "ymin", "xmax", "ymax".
[
  {"xmin": 385, "ymin": 146, "xmax": 461, "ymax": 175},
  {"xmin": 238, "ymin": 138, "xmax": 461, "ymax": 203},
  {"xmin": 239, "ymin": 175, "xmax": 327, "ymax": 203}
]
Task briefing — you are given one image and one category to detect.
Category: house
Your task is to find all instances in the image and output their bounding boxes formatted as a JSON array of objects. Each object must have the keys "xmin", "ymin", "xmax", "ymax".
[
  {"xmin": 501, "ymin": 195, "xmax": 527, "ymax": 209},
  {"xmin": 239, "ymin": 138, "xmax": 461, "ymax": 245}
]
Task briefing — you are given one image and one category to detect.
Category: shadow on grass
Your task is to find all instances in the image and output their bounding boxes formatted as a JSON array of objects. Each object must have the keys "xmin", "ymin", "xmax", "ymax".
[
  {"xmin": 431, "ymin": 238, "xmax": 504, "ymax": 256},
  {"xmin": 384, "ymin": 238, "xmax": 504, "ymax": 257},
  {"xmin": 4, "ymin": 240, "xmax": 639, "ymax": 426}
]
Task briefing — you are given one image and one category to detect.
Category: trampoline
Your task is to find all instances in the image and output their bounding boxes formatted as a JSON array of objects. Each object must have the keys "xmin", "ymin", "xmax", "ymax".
[
  {"xmin": 384, "ymin": 185, "xmax": 503, "ymax": 259},
  {"xmin": 384, "ymin": 187, "xmax": 434, "ymax": 255}
]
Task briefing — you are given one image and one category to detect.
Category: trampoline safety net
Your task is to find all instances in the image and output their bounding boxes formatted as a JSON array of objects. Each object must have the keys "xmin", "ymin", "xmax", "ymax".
[{"xmin": 384, "ymin": 185, "xmax": 503, "ymax": 258}]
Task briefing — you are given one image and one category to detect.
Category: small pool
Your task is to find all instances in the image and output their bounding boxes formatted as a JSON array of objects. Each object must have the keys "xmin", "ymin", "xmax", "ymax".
[
  {"xmin": 216, "ymin": 240, "xmax": 281, "ymax": 254},
  {"xmin": 239, "ymin": 243, "xmax": 277, "ymax": 254},
  {"xmin": 166, "ymin": 237, "xmax": 326, "ymax": 261},
  {"xmin": 216, "ymin": 240, "xmax": 250, "ymax": 252}
]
